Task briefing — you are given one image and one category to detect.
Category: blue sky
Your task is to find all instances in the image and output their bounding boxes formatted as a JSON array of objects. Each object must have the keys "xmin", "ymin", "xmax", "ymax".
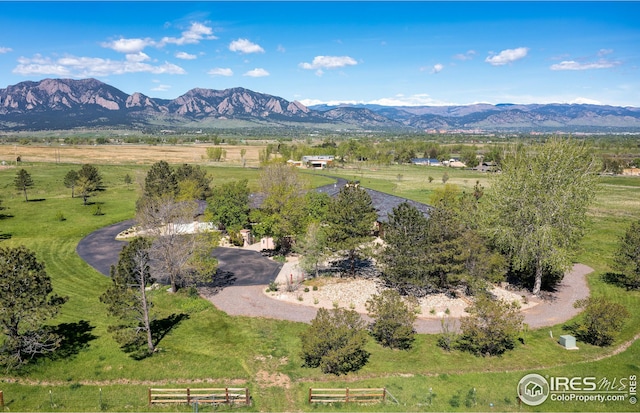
[{"xmin": 0, "ymin": 1, "xmax": 638, "ymax": 107}]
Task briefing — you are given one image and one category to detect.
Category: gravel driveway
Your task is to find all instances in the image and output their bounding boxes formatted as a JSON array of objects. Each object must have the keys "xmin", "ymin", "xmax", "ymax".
[{"xmin": 78, "ymin": 221, "xmax": 592, "ymax": 334}]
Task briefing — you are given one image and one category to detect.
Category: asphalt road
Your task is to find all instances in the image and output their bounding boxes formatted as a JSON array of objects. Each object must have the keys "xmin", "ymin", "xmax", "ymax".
[{"xmin": 76, "ymin": 220, "xmax": 282, "ymax": 287}]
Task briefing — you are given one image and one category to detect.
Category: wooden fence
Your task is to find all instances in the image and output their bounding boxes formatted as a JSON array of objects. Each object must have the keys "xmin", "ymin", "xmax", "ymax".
[
  {"xmin": 148, "ymin": 387, "xmax": 250, "ymax": 406},
  {"xmin": 308, "ymin": 388, "xmax": 386, "ymax": 404}
]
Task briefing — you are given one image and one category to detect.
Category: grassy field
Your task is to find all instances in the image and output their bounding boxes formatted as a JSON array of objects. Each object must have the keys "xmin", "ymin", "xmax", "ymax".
[{"xmin": 0, "ymin": 147, "xmax": 639, "ymax": 411}]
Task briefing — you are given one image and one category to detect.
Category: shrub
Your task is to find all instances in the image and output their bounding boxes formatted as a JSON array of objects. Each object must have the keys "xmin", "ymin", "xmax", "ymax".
[
  {"xmin": 456, "ymin": 295, "xmax": 524, "ymax": 356},
  {"xmin": 565, "ymin": 296, "xmax": 630, "ymax": 346},
  {"xmin": 55, "ymin": 211, "xmax": 66, "ymax": 222},
  {"xmin": 300, "ymin": 307, "xmax": 370, "ymax": 375},
  {"xmin": 365, "ymin": 289, "xmax": 417, "ymax": 350}
]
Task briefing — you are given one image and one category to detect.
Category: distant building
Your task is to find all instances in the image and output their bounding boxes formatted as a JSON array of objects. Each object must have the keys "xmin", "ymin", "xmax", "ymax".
[
  {"xmin": 302, "ymin": 155, "xmax": 334, "ymax": 169},
  {"xmin": 411, "ymin": 158, "xmax": 442, "ymax": 166},
  {"xmin": 474, "ymin": 161, "xmax": 500, "ymax": 173},
  {"xmin": 622, "ymin": 168, "xmax": 640, "ymax": 176}
]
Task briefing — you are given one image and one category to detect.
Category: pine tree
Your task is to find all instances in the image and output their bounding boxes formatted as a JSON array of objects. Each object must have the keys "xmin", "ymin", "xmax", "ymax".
[{"xmin": 14, "ymin": 169, "xmax": 34, "ymax": 202}]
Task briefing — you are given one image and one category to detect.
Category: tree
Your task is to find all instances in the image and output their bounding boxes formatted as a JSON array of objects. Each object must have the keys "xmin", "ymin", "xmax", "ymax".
[
  {"xmin": 0, "ymin": 246, "xmax": 67, "ymax": 369},
  {"xmin": 456, "ymin": 295, "xmax": 524, "ymax": 356},
  {"xmin": 481, "ymin": 139, "xmax": 598, "ymax": 295},
  {"xmin": 206, "ymin": 147, "xmax": 226, "ymax": 162},
  {"xmin": 460, "ymin": 146, "xmax": 479, "ymax": 168},
  {"xmin": 14, "ymin": 168, "xmax": 34, "ymax": 202},
  {"xmin": 300, "ymin": 307, "xmax": 370, "ymax": 375},
  {"xmin": 136, "ymin": 196, "xmax": 217, "ymax": 293},
  {"xmin": 76, "ymin": 164, "xmax": 104, "ymax": 205},
  {"xmin": 208, "ymin": 179, "xmax": 250, "ymax": 232},
  {"xmin": 295, "ymin": 222, "xmax": 328, "ymax": 277},
  {"xmin": 100, "ymin": 237, "xmax": 155, "ymax": 357},
  {"xmin": 174, "ymin": 163, "xmax": 211, "ymax": 200},
  {"xmin": 63, "ymin": 170, "xmax": 79, "ymax": 198},
  {"xmin": 257, "ymin": 163, "xmax": 307, "ymax": 248},
  {"xmin": 567, "ymin": 297, "xmax": 630, "ymax": 346},
  {"xmin": 379, "ymin": 202, "xmax": 432, "ymax": 293},
  {"xmin": 144, "ymin": 160, "xmax": 177, "ymax": 199},
  {"xmin": 325, "ymin": 183, "xmax": 377, "ymax": 277},
  {"xmin": 366, "ymin": 289, "xmax": 417, "ymax": 350},
  {"xmin": 611, "ymin": 219, "xmax": 640, "ymax": 289}
]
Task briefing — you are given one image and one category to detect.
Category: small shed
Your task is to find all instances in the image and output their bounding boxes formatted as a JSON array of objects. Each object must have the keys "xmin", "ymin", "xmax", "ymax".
[{"xmin": 559, "ymin": 335, "xmax": 578, "ymax": 350}]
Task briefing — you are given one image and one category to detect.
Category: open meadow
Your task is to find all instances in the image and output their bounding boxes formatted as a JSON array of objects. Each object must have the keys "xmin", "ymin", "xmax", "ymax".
[{"xmin": 0, "ymin": 143, "xmax": 639, "ymax": 412}]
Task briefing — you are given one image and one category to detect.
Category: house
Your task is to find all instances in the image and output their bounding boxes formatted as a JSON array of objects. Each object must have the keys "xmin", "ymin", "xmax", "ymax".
[
  {"xmin": 302, "ymin": 155, "xmax": 334, "ymax": 169},
  {"xmin": 411, "ymin": 158, "xmax": 441, "ymax": 166}
]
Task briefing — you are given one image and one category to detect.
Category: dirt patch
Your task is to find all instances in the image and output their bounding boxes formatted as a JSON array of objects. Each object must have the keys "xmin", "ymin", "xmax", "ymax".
[{"xmin": 255, "ymin": 370, "xmax": 291, "ymax": 388}]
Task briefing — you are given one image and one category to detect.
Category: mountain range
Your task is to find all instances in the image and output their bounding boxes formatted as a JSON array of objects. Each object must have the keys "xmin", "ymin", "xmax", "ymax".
[{"xmin": 1, "ymin": 78, "xmax": 639, "ymax": 133}]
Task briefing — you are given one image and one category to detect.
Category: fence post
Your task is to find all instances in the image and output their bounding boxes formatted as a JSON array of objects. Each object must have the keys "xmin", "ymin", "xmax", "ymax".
[
  {"xmin": 245, "ymin": 388, "xmax": 250, "ymax": 405},
  {"xmin": 383, "ymin": 387, "xmax": 386, "ymax": 402},
  {"xmin": 225, "ymin": 387, "xmax": 229, "ymax": 404},
  {"xmin": 346, "ymin": 388, "xmax": 350, "ymax": 403},
  {"xmin": 187, "ymin": 388, "xmax": 191, "ymax": 404},
  {"xmin": 148, "ymin": 388, "xmax": 151, "ymax": 406},
  {"xmin": 0, "ymin": 390, "xmax": 4, "ymax": 409},
  {"xmin": 308, "ymin": 388, "xmax": 312, "ymax": 403}
]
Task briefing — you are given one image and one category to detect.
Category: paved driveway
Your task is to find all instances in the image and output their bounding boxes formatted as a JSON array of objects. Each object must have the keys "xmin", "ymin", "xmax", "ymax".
[{"xmin": 76, "ymin": 220, "xmax": 282, "ymax": 287}]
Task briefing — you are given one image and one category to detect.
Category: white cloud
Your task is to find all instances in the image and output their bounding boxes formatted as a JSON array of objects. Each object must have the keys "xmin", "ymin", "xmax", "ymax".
[
  {"xmin": 151, "ymin": 84, "xmax": 171, "ymax": 92},
  {"xmin": 13, "ymin": 54, "xmax": 186, "ymax": 77},
  {"xmin": 299, "ymin": 93, "xmax": 453, "ymax": 107},
  {"xmin": 550, "ymin": 59, "xmax": 619, "ymax": 71},
  {"xmin": 125, "ymin": 52, "xmax": 151, "ymax": 63},
  {"xmin": 0, "ymin": 46, "xmax": 13, "ymax": 54},
  {"xmin": 229, "ymin": 38, "xmax": 265, "ymax": 54},
  {"xmin": 454, "ymin": 50, "xmax": 476, "ymax": 61},
  {"xmin": 161, "ymin": 22, "xmax": 217, "ymax": 46},
  {"xmin": 175, "ymin": 51, "xmax": 197, "ymax": 60},
  {"xmin": 485, "ymin": 47, "xmax": 529, "ymax": 66},
  {"xmin": 208, "ymin": 67, "xmax": 233, "ymax": 77},
  {"xmin": 102, "ymin": 38, "xmax": 156, "ymax": 53},
  {"xmin": 243, "ymin": 68, "xmax": 269, "ymax": 77},
  {"xmin": 431, "ymin": 63, "xmax": 444, "ymax": 74},
  {"xmin": 598, "ymin": 49, "xmax": 614, "ymax": 57},
  {"xmin": 570, "ymin": 97, "xmax": 602, "ymax": 105},
  {"xmin": 277, "ymin": 44, "xmax": 286, "ymax": 53},
  {"xmin": 299, "ymin": 55, "xmax": 357, "ymax": 70}
]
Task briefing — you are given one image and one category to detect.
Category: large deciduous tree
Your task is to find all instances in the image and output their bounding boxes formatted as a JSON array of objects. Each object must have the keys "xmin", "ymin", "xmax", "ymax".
[
  {"xmin": 136, "ymin": 196, "xmax": 217, "ymax": 293},
  {"xmin": 0, "ymin": 246, "xmax": 67, "ymax": 369},
  {"xmin": 481, "ymin": 139, "xmax": 598, "ymax": 295},
  {"xmin": 174, "ymin": 163, "xmax": 212, "ymax": 201},
  {"xmin": 208, "ymin": 179, "xmax": 250, "ymax": 232},
  {"xmin": 76, "ymin": 164, "xmax": 104, "ymax": 205},
  {"xmin": 100, "ymin": 237, "xmax": 155, "ymax": 356},
  {"xmin": 14, "ymin": 168, "xmax": 34, "ymax": 202},
  {"xmin": 256, "ymin": 163, "xmax": 307, "ymax": 248},
  {"xmin": 325, "ymin": 183, "xmax": 377, "ymax": 277}
]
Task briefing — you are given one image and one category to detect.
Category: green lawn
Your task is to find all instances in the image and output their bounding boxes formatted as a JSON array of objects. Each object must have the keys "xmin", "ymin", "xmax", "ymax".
[{"xmin": 0, "ymin": 161, "xmax": 638, "ymax": 411}]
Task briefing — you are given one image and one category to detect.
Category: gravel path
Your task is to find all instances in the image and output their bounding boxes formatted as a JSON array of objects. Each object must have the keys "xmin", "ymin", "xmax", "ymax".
[{"xmin": 78, "ymin": 221, "xmax": 593, "ymax": 334}]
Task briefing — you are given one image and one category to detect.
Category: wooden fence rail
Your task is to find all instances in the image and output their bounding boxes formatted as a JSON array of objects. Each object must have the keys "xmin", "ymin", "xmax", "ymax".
[
  {"xmin": 308, "ymin": 388, "xmax": 386, "ymax": 404},
  {"xmin": 148, "ymin": 387, "xmax": 250, "ymax": 406}
]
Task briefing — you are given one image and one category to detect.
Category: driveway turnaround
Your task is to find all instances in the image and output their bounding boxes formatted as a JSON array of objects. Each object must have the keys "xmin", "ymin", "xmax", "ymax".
[{"xmin": 78, "ymin": 222, "xmax": 591, "ymax": 333}]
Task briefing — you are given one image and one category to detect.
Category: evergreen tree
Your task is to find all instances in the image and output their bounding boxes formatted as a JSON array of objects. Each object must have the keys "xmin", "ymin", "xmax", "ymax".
[
  {"xmin": 612, "ymin": 219, "xmax": 640, "ymax": 289},
  {"xmin": 76, "ymin": 164, "xmax": 104, "ymax": 205},
  {"xmin": 63, "ymin": 169, "xmax": 79, "ymax": 198},
  {"xmin": 144, "ymin": 160, "xmax": 178, "ymax": 199},
  {"xmin": 14, "ymin": 169, "xmax": 34, "ymax": 202},
  {"xmin": 325, "ymin": 183, "xmax": 377, "ymax": 277},
  {"xmin": 366, "ymin": 289, "xmax": 417, "ymax": 349},
  {"xmin": 0, "ymin": 246, "xmax": 67, "ymax": 369}
]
